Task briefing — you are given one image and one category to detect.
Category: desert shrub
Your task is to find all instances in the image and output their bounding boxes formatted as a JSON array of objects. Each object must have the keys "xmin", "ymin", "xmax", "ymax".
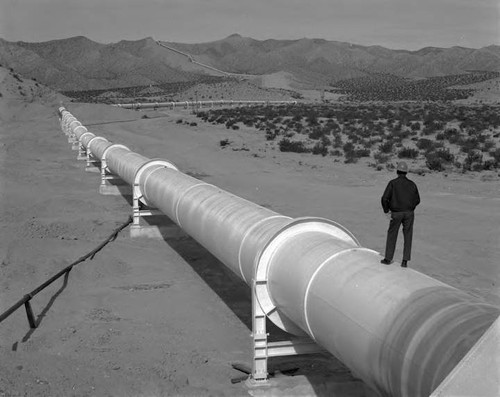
[
  {"xmin": 330, "ymin": 149, "xmax": 343, "ymax": 157},
  {"xmin": 482, "ymin": 160, "xmax": 497, "ymax": 170},
  {"xmin": 308, "ymin": 127, "xmax": 326, "ymax": 140},
  {"xmin": 305, "ymin": 110, "xmax": 319, "ymax": 126},
  {"xmin": 374, "ymin": 151, "xmax": 391, "ymax": 164},
  {"xmin": 443, "ymin": 128, "xmax": 460, "ymax": 143},
  {"xmin": 279, "ymin": 138, "xmax": 310, "ymax": 153},
  {"xmin": 490, "ymin": 148, "xmax": 500, "ymax": 163},
  {"xmin": 342, "ymin": 142, "xmax": 355, "ymax": 154},
  {"xmin": 231, "ymin": 125, "xmax": 240, "ymax": 130},
  {"xmin": 190, "ymin": 122, "xmax": 197, "ymax": 127},
  {"xmin": 379, "ymin": 141, "xmax": 393, "ymax": 154},
  {"xmin": 360, "ymin": 139, "xmax": 373, "ymax": 149},
  {"xmin": 355, "ymin": 148, "xmax": 371, "ymax": 157},
  {"xmin": 332, "ymin": 135, "xmax": 343, "ymax": 148},
  {"xmin": 482, "ymin": 139, "xmax": 496, "ymax": 152},
  {"xmin": 265, "ymin": 129, "xmax": 278, "ymax": 141},
  {"xmin": 462, "ymin": 150, "xmax": 483, "ymax": 171},
  {"xmin": 176, "ymin": 119, "xmax": 183, "ymax": 124},
  {"xmin": 421, "ymin": 125, "xmax": 436, "ymax": 135},
  {"xmin": 459, "ymin": 137, "xmax": 480, "ymax": 153},
  {"xmin": 410, "ymin": 122, "xmax": 421, "ymax": 131},
  {"xmin": 398, "ymin": 147, "xmax": 419, "ymax": 159},
  {"xmin": 435, "ymin": 148, "xmax": 454, "ymax": 163},
  {"xmin": 219, "ymin": 139, "xmax": 231, "ymax": 148},
  {"xmin": 416, "ymin": 138, "xmax": 434, "ymax": 151},
  {"xmin": 312, "ymin": 141, "xmax": 329, "ymax": 156},
  {"xmin": 344, "ymin": 151, "xmax": 359, "ymax": 163},
  {"xmin": 243, "ymin": 118, "xmax": 254, "ymax": 127}
]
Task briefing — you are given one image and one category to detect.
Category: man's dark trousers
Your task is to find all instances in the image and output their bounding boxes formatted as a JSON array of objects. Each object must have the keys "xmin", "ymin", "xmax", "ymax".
[{"xmin": 385, "ymin": 211, "xmax": 414, "ymax": 261}]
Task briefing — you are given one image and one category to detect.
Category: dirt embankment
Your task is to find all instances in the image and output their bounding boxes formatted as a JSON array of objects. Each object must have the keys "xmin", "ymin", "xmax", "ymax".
[{"xmin": 0, "ymin": 98, "xmax": 498, "ymax": 396}]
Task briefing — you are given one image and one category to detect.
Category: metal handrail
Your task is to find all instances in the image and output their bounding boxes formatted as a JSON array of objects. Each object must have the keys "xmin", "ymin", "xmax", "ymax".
[{"xmin": 0, "ymin": 216, "xmax": 132, "ymax": 328}]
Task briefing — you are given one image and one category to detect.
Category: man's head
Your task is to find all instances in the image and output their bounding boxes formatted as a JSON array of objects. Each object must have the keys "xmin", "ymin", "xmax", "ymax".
[{"xmin": 396, "ymin": 161, "xmax": 408, "ymax": 174}]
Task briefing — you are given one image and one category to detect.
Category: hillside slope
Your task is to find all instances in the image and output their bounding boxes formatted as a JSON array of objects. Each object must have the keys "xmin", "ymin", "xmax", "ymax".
[
  {"xmin": 0, "ymin": 66, "xmax": 66, "ymax": 121},
  {"xmin": 0, "ymin": 37, "xmax": 207, "ymax": 91},
  {"xmin": 0, "ymin": 35, "xmax": 499, "ymax": 93}
]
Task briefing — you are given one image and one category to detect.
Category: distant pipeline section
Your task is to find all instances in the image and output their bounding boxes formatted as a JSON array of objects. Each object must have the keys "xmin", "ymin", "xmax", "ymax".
[
  {"xmin": 113, "ymin": 99, "xmax": 297, "ymax": 110},
  {"xmin": 58, "ymin": 106, "xmax": 499, "ymax": 397}
]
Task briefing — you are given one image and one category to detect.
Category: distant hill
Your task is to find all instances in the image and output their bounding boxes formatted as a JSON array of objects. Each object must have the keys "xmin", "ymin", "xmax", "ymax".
[
  {"xmin": 0, "ymin": 36, "xmax": 210, "ymax": 91},
  {"xmin": 168, "ymin": 34, "xmax": 500, "ymax": 86},
  {"xmin": 0, "ymin": 34, "xmax": 499, "ymax": 93}
]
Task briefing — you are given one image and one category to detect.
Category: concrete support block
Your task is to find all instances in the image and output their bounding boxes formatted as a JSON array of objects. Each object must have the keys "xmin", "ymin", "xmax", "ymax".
[{"xmin": 98, "ymin": 183, "xmax": 132, "ymax": 196}]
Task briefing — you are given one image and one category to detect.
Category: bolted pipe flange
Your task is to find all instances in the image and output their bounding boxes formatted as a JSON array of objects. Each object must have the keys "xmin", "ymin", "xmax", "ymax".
[
  {"xmin": 133, "ymin": 159, "xmax": 178, "ymax": 206},
  {"xmin": 253, "ymin": 217, "xmax": 360, "ymax": 336}
]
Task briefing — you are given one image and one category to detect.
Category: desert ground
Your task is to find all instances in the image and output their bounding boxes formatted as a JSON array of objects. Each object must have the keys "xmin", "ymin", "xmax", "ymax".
[{"xmin": 0, "ymin": 94, "xmax": 499, "ymax": 397}]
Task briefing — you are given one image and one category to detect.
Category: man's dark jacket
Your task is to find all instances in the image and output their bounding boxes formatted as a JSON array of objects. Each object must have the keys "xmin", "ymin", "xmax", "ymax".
[{"xmin": 381, "ymin": 174, "xmax": 420, "ymax": 213}]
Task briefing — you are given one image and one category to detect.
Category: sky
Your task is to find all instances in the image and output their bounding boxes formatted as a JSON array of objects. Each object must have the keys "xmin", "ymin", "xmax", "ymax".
[{"xmin": 0, "ymin": 0, "xmax": 498, "ymax": 50}]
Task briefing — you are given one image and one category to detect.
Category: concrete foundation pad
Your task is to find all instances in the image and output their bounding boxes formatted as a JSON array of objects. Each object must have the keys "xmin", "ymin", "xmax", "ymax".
[
  {"xmin": 77, "ymin": 155, "xmax": 87, "ymax": 160},
  {"xmin": 246, "ymin": 373, "xmax": 371, "ymax": 397},
  {"xmin": 130, "ymin": 224, "xmax": 187, "ymax": 239},
  {"xmin": 85, "ymin": 166, "xmax": 100, "ymax": 173},
  {"xmin": 71, "ymin": 144, "xmax": 79, "ymax": 151},
  {"xmin": 98, "ymin": 184, "xmax": 132, "ymax": 196}
]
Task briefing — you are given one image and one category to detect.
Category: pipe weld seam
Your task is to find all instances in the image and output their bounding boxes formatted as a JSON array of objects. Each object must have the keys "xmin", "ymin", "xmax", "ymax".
[{"xmin": 173, "ymin": 182, "xmax": 214, "ymax": 227}]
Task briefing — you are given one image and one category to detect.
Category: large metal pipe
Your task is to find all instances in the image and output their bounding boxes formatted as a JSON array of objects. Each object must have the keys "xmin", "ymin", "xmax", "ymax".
[
  {"xmin": 113, "ymin": 100, "xmax": 297, "ymax": 110},
  {"xmin": 58, "ymin": 107, "xmax": 499, "ymax": 397}
]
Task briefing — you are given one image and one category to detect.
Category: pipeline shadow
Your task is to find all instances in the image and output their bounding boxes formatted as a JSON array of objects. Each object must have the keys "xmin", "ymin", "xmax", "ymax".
[
  {"xmin": 154, "ymin": 217, "xmax": 287, "ymax": 338},
  {"xmin": 154, "ymin": 219, "xmax": 371, "ymax": 395}
]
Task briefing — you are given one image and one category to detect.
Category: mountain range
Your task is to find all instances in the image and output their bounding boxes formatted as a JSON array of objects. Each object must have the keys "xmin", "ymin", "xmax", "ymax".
[{"xmin": 0, "ymin": 34, "xmax": 499, "ymax": 92}]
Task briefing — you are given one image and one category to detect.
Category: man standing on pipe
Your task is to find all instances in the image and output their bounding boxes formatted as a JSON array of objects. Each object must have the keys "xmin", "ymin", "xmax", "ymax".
[{"xmin": 380, "ymin": 161, "xmax": 420, "ymax": 268}]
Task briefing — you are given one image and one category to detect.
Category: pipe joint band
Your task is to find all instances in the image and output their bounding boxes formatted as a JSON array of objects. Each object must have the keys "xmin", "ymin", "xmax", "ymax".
[
  {"xmin": 69, "ymin": 120, "xmax": 82, "ymax": 130},
  {"xmin": 78, "ymin": 132, "xmax": 95, "ymax": 144},
  {"xmin": 101, "ymin": 143, "xmax": 129, "ymax": 161},
  {"xmin": 133, "ymin": 159, "xmax": 178, "ymax": 206},
  {"xmin": 253, "ymin": 217, "xmax": 360, "ymax": 336},
  {"xmin": 73, "ymin": 125, "xmax": 88, "ymax": 136},
  {"xmin": 86, "ymin": 136, "xmax": 108, "ymax": 153}
]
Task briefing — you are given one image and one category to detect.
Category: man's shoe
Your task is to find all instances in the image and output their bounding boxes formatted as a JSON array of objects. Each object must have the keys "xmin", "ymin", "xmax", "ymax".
[
  {"xmin": 401, "ymin": 260, "xmax": 408, "ymax": 268},
  {"xmin": 381, "ymin": 258, "xmax": 392, "ymax": 265}
]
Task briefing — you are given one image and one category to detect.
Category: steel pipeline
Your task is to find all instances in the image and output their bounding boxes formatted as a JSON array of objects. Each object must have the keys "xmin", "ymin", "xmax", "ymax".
[
  {"xmin": 58, "ymin": 107, "xmax": 500, "ymax": 397},
  {"xmin": 113, "ymin": 100, "xmax": 297, "ymax": 110}
]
